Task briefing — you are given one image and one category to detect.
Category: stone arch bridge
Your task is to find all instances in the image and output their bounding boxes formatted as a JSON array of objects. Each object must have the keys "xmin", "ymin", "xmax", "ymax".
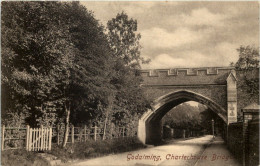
[{"xmin": 137, "ymin": 67, "xmax": 237, "ymax": 144}]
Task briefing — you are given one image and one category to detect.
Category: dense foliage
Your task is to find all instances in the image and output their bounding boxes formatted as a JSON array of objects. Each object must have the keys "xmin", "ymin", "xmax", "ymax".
[
  {"xmin": 162, "ymin": 103, "xmax": 204, "ymax": 130},
  {"xmin": 106, "ymin": 12, "xmax": 150, "ymax": 127},
  {"xmin": 1, "ymin": 1, "xmax": 150, "ymax": 146},
  {"xmin": 162, "ymin": 103, "xmax": 222, "ymax": 134},
  {"xmin": 232, "ymin": 45, "xmax": 259, "ymax": 118}
]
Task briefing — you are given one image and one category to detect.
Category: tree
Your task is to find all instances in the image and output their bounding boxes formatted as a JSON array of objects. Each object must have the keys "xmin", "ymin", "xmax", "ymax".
[
  {"xmin": 234, "ymin": 45, "xmax": 259, "ymax": 71},
  {"xmin": 107, "ymin": 12, "xmax": 149, "ymax": 69},
  {"xmin": 2, "ymin": 3, "xmax": 151, "ymax": 146},
  {"xmin": 62, "ymin": 2, "xmax": 115, "ymax": 145},
  {"xmin": 107, "ymin": 13, "xmax": 150, "ymax": 115},
  {"xmin": 234, "ymin": 45, "xmax": 259, "ymax": 96},
  {"xmin": 232, "ymin": 45, "xmax": 259, "ymax": 119},
  {"xmin": 2, "ymin": 1, "xmax": 115, "ymax": 146},
  {"xmin": 1, "ymin": 2, "xmax": 74, "ymax": 127},
  {"xmin": 103, "ymin": 12, "xmax": 151, "ymax": 138}
]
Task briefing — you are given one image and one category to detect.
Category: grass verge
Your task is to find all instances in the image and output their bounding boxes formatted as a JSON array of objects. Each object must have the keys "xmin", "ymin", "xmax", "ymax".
[
  {"xmin": 1, "ymin": 149, "xmax": 50, "ymax": 166},
  {"xmin": 47, "ymin": 137, "xmax": 146, "ymax": 163}
]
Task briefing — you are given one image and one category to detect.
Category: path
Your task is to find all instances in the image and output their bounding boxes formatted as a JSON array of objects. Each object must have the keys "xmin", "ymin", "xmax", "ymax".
[
  {"xmin": 193, "ymin": 136, "xmax": 241, "ymax": 166},
  {"xmin": 67, "ymin": 135, "xmax": 241, "ymax": 166}
]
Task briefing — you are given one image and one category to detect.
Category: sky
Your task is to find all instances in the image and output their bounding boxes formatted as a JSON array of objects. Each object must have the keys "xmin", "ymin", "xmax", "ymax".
[{"xmin": 81, "ymin": 1, "xmax": 259, "ymax": 69}]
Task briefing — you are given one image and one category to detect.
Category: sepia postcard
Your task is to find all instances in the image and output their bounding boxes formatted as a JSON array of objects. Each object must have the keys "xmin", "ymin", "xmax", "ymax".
[{"xmin": 1, "ymin": 1, "xmax": 259, "ymax": 166}]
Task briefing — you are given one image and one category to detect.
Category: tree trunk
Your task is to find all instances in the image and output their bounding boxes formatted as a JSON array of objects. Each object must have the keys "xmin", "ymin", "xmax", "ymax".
[
  {"xmin": 103, "ymin": 96, "xmax": 113, "ymax": 140},
  {"xmin": 62, "ymin": 104, "xmax": 70, "ymax": 147},
  {"xmin": 103, "ymin": 109, "xmax": 109, "ymax": 140}
]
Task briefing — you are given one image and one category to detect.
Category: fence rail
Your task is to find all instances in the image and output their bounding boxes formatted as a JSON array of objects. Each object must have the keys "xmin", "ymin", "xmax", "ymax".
[
  {"xmin": 1, "ymin": 125, "xmax": 27, "ymax": 150},
  {"xmin": 1, "ymin": 125, "xmax": 133, "ymax": 151},
  {"xmin": 55, "ymin": 125, "xmax": 129, "ymax": 145}
]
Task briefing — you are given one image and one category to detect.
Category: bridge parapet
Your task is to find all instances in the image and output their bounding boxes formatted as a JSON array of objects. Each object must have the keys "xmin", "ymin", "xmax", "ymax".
[
  {"xmin": 141, "ymin": 67, "xmax": 234, "ymax": 77},
  {"xmin": 141, "ymin": 67, "xmax": 234, "ymax": 85}
]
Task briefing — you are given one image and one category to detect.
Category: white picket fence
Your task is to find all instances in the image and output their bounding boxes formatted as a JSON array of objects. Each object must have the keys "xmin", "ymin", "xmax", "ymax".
[{"xmin": 26, "ymin": 126, "xmax": 52, "ymax": 151}]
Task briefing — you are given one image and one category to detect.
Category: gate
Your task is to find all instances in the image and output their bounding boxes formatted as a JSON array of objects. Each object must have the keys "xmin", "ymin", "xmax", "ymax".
[{"xmin": 26, "ymin": 126, "xmax": 52, "ymax": 151}]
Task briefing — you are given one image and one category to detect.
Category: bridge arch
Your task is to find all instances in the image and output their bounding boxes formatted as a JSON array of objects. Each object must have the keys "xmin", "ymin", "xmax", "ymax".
[{"xmin": 138, "ymin": 90, "xmax": 227, "ymax": 144}]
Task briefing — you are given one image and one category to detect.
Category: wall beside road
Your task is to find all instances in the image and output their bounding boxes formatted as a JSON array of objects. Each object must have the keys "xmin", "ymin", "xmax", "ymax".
[
  {"xmin": 227, "ymin": 122, "xmax": 243, "ymax": 164},
  {"xmin": 227, "ymin": 106, "xmax": 259, "ymax": 166},
  {"xmin": 247, "ymin": 119, "xmax": 259, "ymax": 166}
]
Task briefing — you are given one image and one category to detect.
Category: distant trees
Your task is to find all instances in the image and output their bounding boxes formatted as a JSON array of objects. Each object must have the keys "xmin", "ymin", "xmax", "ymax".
[
  {"xmin": 162, "ymin": 103, "xmax": 222, "ymax": 133},
  {"xmin": 162, "ymin": 103, "xmax": 204, "ymax": 130},
  {"xmin": 1, "ymin": 2, "xmax": 150, "ymax": 146},
  {"xmin": 199, "ymin": 107, "xmax": 219, "ymax": 134}
]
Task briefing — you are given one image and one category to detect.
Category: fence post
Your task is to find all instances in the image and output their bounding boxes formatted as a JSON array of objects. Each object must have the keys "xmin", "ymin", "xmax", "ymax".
[
  {"xmin": 45, "ymin": 128, "xmax": 50, "ymax": 150},
  {"xmin": 40, "ymin": 125, "xmax": 43, "ymax": 151},
  {"xmin": 1, "ymin": 125, "xmax": 5, "ymax": 151},
  {"xmin": 48, "ymin": 127, "xmax": 52, "ymax": 150},
  {"xmin": 84, "ymin": 125, "xmax": 87, "ymax": 142},
  {"xmin": 32, "ymin": 128, "xmax": 35, "ymax": 151},
  {"xmin": 171, "ymin": 128, "xmax": 174, "ymax": 138},
  {"xmin": 71, "ymin": 125, "xmax": 74, "ymax": 144},
  {"xmin": 94, "ymin": 125, "xmax": 97, "ymax": 141},
  {"xmin": 79, "ymin": 127, "xmax": 82, "ymax": 142},
  {"xmin": 57, "ymin": 125, "xmax": 60, "ymax": 145},
  {"xmin": 122, "ymin": 127, "xmax": 125, "ymax": 137},
  {"xmin": 26, "ymin": 125, "xmax": 30, "ymax": 150},
  {"xmin": 28, "ymin": 128, "xmax": 32, "ymax": 151},
  {"xmin": 36, "ymin": 128, "xmax": 39, "ymax": 151},
  {"xmin": 43, "ymin": 127, "xmax": 46, "ymax": 150}
]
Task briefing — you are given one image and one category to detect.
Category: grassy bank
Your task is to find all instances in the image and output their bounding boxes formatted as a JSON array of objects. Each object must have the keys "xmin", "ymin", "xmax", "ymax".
[
  {"xmin": 48, "ymin": 137, "xmax": 146, "ymax": 163},
  {"xmin": 1, "ymin": 149, "xmax": 50, "ymax": 166},
  {"xmin": 1, "ymin": 137, "xmax": 146, "ymax": 165}
]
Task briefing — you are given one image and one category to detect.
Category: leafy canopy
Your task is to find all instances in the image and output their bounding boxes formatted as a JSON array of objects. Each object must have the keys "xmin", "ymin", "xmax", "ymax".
[{"xmin": 1, "ymin": 2, "xmax": 151, "ymax": 129}]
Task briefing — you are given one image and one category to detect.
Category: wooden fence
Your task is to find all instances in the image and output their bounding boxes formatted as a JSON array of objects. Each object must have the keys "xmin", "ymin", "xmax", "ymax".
[
  {"xmin": 1, "ymin": 125, "xmax": 132, "ymax": 151},
  {"xmin": 1, "ymin": 125, "xmax": 26, "ymax": 150},
  {"xmin": 55, "ymin": 125, "xmax": 129, "ymax": 145},
  {"xmin": 26, "ymin": 126, "xmax": 52, "ymax": 151},
  {"xmin": 1, "ymin": 125, "xmax": 52, "ymax": 151}
]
